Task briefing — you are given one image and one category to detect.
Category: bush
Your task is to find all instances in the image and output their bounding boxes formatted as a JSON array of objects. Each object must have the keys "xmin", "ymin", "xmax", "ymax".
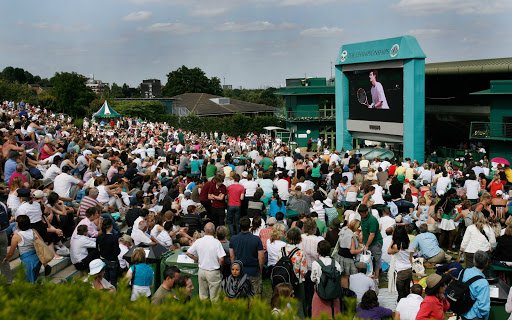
[{"xmin": 0, "ymin": 275, "xmax": 355, "ymax": 319}]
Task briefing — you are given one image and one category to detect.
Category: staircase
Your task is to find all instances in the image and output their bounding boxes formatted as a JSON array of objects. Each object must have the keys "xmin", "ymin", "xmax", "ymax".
[{"xmin": 8, "ymin": 252, "xmax": 83, "ymax": 283}]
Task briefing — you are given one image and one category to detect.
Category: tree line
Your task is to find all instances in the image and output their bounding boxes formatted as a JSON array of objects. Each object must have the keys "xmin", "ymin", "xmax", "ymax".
[{"xmin": 0, "ymin": 65, "xmax": 284, "ymax": 129}]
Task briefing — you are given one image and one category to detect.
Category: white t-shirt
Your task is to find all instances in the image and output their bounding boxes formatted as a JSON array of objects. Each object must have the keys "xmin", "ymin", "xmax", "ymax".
[
  {"xmin": 96, "ymin": 185, "xmax": 111, "ymax": 204},
  {"xmin": 44, "ymin": 164, "xmax": 62, "ymax": 181},
  {"xmin": 274, "ymin": 179, "xmax": 289, "ymax": 201},
  {"xmin": 186, "ymin": 235, "xmax": 226, "ymax": 271},
  {"xmin": 53, "ymin": 173, "xmax": 80, "ymax": 198},
  {"xmin": 131, "ymin": 228, "xmax": 153, "ymax": 246},
  {"xmin": 379, "ymin": 216, "xmax": 396, "ymax": 238},
  {"xmin": 242, "ymin": 180, "xmax": 259, "ymax": 197},
  {"xmin": 395, "ymin": 294, "xmax": 423, "ymax": 320},
  {"xmin": 266, "ymin": 239, "xmax": 286, "ymax": 266},
  {"xmin": 464, "ymin": 179, "xmax": 480, "ymax": 200}
]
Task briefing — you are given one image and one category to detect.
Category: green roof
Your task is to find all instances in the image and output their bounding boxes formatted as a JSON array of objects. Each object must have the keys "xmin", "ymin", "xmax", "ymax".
[
  {"xmin": 426, "ymin": 57, "xmax": 512, "ymax": 75},
  {"xmin": 275, "ymin": 86, "xmax": 335, "ymax": 96},
  {"xmin": 471, "ymin": 80, "xmax": 512, "ymax": 95}
]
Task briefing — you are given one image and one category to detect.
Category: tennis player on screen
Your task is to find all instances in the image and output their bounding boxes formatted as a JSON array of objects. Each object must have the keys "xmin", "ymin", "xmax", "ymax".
[{"xmin": 367, "ymin": 70, "xmax": 389, "ymax": 109}]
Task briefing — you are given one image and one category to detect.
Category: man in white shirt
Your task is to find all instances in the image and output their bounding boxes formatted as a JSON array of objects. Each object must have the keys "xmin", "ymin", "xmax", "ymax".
[
  {"xmin": 132, "ymin": 220, "xmax": 157, "ymax": 246},
  {"xmin": 435, "ymin": 171, "xmax": 451, "ymax": 196},
  {"xmin": 395, "ymin": 284, "xmax": 423, "ymax": 320},
  {"xmin": 379, "ymin": 208, "xmax": 396, "ymax": 238},
  {"xmin": 70, "ymin": 224, "xmax": 98, "ymax": 271},
  {"xmin": 186, "ymin": 222, "xmax": 225, "ymax": 301},
  {"xmin": 349, "ymin": 262, "xmax": 376, "ymax": 302},
  {"xmin": 53, "ymin": 166, "xmax": 83, "ymax": 200},
  {"xmin": 274, "ymin": 172, "xmax": 290, "ymax": 201},
  {"xmin": 379, "ymin": 158, "xmax": 391, "ymax": 172},
  {"xmin": 43, "ymin": 156, "xmax": 63, "ymax": 181},
  {"xmin": 464, "ymin": 173, "xmax": 480, "ymax": 201}
]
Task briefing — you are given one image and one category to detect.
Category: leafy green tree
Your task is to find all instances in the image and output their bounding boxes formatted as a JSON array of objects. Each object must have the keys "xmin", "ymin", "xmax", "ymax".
[
  {"xmin": 0, "ymin": 79, "xmax": 36, "ymax": 102},
  {"xmin": 121, "ymin": 83, "xmax": 140, "ymax": 98},
  {"xmin": 110, "ymin": 83, "xmax": 124, "ymax": 98},
  {"xmin": 162, "ymin": 66, "xmax": 222, "ymax": 97},
  {"xmin": 111, "ymin": 100, "xmax": 165, "ymax": 121},
  {"xmin": 50, "ymin": 72, "xmax": 95, "ymax": 117}
]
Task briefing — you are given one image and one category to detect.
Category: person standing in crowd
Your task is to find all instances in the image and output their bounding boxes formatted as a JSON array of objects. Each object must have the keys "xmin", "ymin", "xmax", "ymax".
[
  {"xmin": 151, "ymin": 266, "xmax": 181, "ymax": 305},
  {"xmin": 387, "ymin": 225, "xmax": 412, "ymax": 302},
  {"xmin": 208, "ymin": 175, "xmax": 227, "ymax": 227},
  {"xmin": 301, "ymin": 218, "xmax": 324, "ymax": 317},
  {"xmin": 229, "ymin": 217, "xmax": 264, "ymax": 296},
  {"xmin": 126, "ymin": 247, "xmax": 154, "ymax": 301},
  {"xmin": 186, "ymin": 222, "xmax": 225, "ymax": 302},
  {"xmin": 226, "ymin": 173, "xmax": 244, "ymax": 236},
  {"xmin": 460, "ymin": 250, "xmax": 491, "ymax": 320},
  {"xmin": 359, "ymin": 204, "xmax": 383, "ymax": 283},
  {"xmin": 221, "ymin": 260, "xmax": 255, "ymax": 299}
]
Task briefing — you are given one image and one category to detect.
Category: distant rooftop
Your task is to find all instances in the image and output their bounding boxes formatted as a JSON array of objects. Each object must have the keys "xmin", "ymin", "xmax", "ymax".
[{"xmin": 426, "ymin": 57, "xmax": 512, "ymax": 75}]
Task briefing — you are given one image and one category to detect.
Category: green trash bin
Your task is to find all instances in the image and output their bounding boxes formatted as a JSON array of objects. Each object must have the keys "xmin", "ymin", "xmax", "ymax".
[{"xmin": 160, "ymin": 249, "xmax": 199, "ymax": 296}]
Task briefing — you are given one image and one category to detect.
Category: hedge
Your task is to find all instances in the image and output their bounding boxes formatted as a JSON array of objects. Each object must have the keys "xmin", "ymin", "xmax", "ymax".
[{"xmin": 0, "ymin": 273, "xmax": 356, "ymax": 320}]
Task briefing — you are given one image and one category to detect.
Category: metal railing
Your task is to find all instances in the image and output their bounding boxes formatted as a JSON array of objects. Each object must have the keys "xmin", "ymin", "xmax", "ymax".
[
  {"xmin": 276, "ymin": 110, "xmax": 335, "ymax": 121},
  {"xmin": 469, "ymin": 122, "xmax": 512, "ymax": 140}
]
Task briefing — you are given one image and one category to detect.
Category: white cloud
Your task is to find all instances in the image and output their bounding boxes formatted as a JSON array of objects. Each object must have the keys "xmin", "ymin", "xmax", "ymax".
[
  {"xmin": 123, "ymin": 11, "xmax": 152, "ymax": 21},
  {"xmin": 216, "ymin": 21, "xmax": 295, "ymax": 32},
  {"xmin": 190, "ymin": 7, "xmax": 228, "ymax": 16},
  {"xmin": 394, "ymin": 0, "xmax": 512, "ymax": 15},
  {"xmin": 277, "ymin": 0, "xmax": 335, "ymax": 6},
  {"xmin": 139, "ymin": 22, "xmax": 200, "ymax": 34},
  {"xmin": 300, "ymin": 26, "xmax": 343, "ymax": 37},
  {"xmin": 407, "ymin": 28, "xmax": 443, "ymax": 37},
  {"xmin": 32, "ymin": 22, "xmax": 92, "ymax": 33}
]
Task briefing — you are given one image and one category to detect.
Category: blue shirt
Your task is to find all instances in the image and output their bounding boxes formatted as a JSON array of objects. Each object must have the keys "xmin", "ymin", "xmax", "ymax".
[
  {"xmin": 130, "ymin": 263, "xmax": 154, "ymax": 287},
  {"xmin": 461, "ymin": 267, "xmax": 490, "ymax": 320},
  {"xmin": 409, "ymin": 232, "xmax": 441, "ymax": 259},
  {"xmin": 4, "ymin": 159, "xmax": 17, "ymax": 184},
  {"xmin": 268, "ymin": 200, "xmax": 286, "ymax": 217},
  {"xmin": 229, "ymin": 232, "xmax": 263, "ymax": 277}
]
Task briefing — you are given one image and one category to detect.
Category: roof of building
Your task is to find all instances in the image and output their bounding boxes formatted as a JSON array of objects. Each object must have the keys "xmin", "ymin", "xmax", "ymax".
[
  {"xmin": 171, "ymin": 93, "xmax": 276, "ymax": 116},
  {"xmin": 426, "ymin": 57, "xmax": 512, "ymax": 75},
  {"xmin": 274, "ymin": 86, "xmax": 335, "ymax": 96},
  {"xmin": 471, "ymin": 80, "xmax": 512, "ymax": 95}
]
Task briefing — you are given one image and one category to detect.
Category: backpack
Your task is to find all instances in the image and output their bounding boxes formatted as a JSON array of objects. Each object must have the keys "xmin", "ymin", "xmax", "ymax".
[
  {"xmin": 0, "ymin": 202, "xmax": 9, "ymax": 231},
  {"xmin": 316, "ymin": 259, "xmax": 342, "ymax": 300},
  {"xmin": 271, "ymin": 247, "xmax": 300, "ymax": 288},
  {"xmin": 445, "ymin": 268, "xmax": 484, "ymax": 315}
]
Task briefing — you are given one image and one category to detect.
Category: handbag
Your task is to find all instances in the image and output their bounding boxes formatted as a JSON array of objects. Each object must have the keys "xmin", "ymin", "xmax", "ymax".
[
  {"xmin": 33, "ymin": 230, "xmax": 53, "ymax": 265},
  {"xmin": 359, "ymin": 250, "xmax": 373, "ymax": 276}
]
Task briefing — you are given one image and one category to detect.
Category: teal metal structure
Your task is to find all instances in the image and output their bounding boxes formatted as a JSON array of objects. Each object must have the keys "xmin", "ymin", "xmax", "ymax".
[{"xmin": 335, "ymin": 36, "xmax": 426, "ymax": 162}]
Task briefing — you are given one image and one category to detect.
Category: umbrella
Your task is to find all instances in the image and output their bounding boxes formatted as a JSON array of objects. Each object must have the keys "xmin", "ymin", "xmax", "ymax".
[
  {"xmin": 123, "ymin": 244, "xmax": 169, "ymax": 264},
  {"xmin": 491, "ymin": 157, "xmax": 510, "ymax": 166}
]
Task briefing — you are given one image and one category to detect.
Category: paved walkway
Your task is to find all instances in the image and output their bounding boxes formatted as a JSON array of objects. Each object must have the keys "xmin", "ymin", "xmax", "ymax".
[{"xmin": 378, "ymin": 289, "xmax": 398, "ymax": 310}]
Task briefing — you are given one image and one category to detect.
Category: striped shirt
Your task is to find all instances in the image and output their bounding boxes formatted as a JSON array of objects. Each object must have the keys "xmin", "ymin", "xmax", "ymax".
[
  {"xmin": 300, "ymin": 234, "xmax": 324, "ymax": 271},
  {"xmin": 78, "ymin": 196, "xmax": 99, "ymax": 219}
]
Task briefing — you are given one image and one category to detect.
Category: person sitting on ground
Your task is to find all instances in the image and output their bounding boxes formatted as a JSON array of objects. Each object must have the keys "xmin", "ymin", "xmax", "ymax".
[
  {"xmin": 88, "ymin": 259, "xmax": 116, "ymax": 292},
  {"xmin": 416, "ymin": 273, "xmax": 450, "ymax": 320},
  {"xmin": 70, "ymin": 224, "xmax": 99, "ymax": 272},
  {"xmin": 151, "ymin": 266, "xmax": 181, "ymax": 305},
  {"xmin": 271, "ymin": 282, "xmax": 295, "ymax": 316},
  {"xmin": 394, "ymin": 283, "xmax": 423, "ymax": 320},
  {"xmin": 349, "ymin": 261, "xmax": 376, "ymax": 303},
  {"xmin": 409, "ymin": 223, "xmax": 450, "ymax": 265},
  {"xmin": 355, "ymin": 289, "xmax": 393, "ymax": 320},
  {"xmin": 222, "ymin": 260, "xmax": 255, "ymax": 299}
]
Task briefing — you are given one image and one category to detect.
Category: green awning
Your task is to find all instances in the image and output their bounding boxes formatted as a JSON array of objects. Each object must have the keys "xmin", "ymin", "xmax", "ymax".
[{"xmin": 93, "ymin": 101, "xmax": 122, "ymax": 119}]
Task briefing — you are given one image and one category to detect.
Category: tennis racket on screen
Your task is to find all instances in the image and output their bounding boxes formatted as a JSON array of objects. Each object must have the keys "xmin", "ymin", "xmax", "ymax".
[{"xmin": 357, "ymin": 88, "xmax": 368, "ymax": 106}]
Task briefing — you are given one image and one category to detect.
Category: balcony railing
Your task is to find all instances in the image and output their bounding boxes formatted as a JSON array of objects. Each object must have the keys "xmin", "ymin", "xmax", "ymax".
[
  {"xmin": 469, "ymin": 122, "xmax": 512, "ymax": 141},
  {"xmin": 276, "ymin": 110, "xmax": 335, "ymax": 121}
]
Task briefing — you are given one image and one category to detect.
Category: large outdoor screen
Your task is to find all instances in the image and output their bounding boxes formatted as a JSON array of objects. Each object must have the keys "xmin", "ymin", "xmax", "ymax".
[{"xmin": 346, "ymin": 67, "xmax": 403, "ymax": 123}]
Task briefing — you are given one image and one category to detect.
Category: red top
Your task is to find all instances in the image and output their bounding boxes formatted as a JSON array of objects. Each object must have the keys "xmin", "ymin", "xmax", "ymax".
[
  {"xmin": 490, "ymin": 180, "xmax": 503, "ymax": 197},
  {"xmin": 416, "ymin": 295, "xmax": 450, "ymax": 320},
  {"xmin": 210, "ymin": 183, "xmax": 227, "ymax": 208},
  {"xmin": 40, "ymin": 143, "xmax": 54, "ymax": 160},
  {"xmin": 227, "ymin": 183, "xmax": 245, "ymax": 207},
  {"xmin": 199, "ymin": 180, "xmax": 215, "ymax": 202},
  {"xmin": 388, "ymin": 164, "xmax": 397, "ymax": 176}
]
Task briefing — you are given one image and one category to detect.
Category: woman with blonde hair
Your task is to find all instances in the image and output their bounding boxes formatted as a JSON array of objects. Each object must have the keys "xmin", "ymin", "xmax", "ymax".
[
  {"xmin": 336, "ymin": 219, "xmax": 365, "ymax": 288},
  {"xmin": 460, "ymin": 213, "xmax": 496, "ymax": 268},
  {"xmin": 266, "ymin": 223, "xmax": 286, "ymax": 270},
  {"xmin": 474, "ymin": 192, "xmax": 494, "ymax": 219}
]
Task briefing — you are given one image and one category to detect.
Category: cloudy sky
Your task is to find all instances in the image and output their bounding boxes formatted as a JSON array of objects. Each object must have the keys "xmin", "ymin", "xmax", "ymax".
[{"xmin": 1, "ymin": 0, "xmax": 511, "ymax": 89}]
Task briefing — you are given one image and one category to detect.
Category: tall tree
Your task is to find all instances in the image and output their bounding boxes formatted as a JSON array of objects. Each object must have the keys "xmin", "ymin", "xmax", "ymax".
[
  {"xmin": 50, "ymin": 72, "xmax": 95, "ymax": 116},
  {"xmin": 162, "ymin": 66, "xmax": 222, "ymax": 97}
]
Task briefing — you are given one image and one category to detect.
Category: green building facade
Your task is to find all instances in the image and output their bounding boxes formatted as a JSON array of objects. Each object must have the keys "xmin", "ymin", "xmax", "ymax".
[{"xmin": 275, "ymin": 77, "xmax": 336, "ymax": 149}]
